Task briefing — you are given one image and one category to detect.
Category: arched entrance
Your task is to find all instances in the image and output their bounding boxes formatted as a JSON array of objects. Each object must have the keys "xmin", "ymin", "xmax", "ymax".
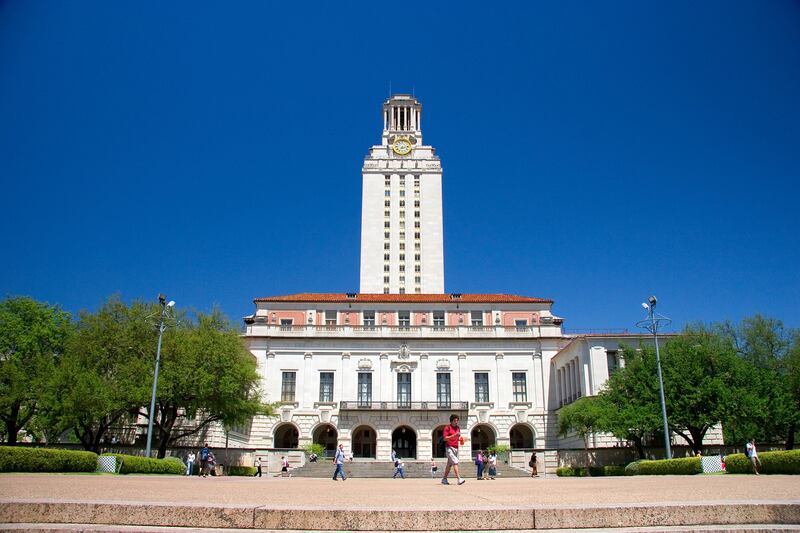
[
  {"xmin": 352, "ymin": 425, "xmax": 376, "ymax": 458},
  {"xmin": 273, "ymin": 423, "xmax": 299, "ymax": 448},
  {"xmin": 509, "ymin": 423, "xmax": 534, "ymax": 449},
  {"xmin": 470, "ymin": 424, "xmax": 495, "ymax": 453},
  {"xmin": 432, "ymin": 426, "xmax": 446, "ymax": 458},
  {"xmin": 313, "ymin": 424, "xmax": 338, "ymax": 457},
  {"xmin": 391, "ymin": 426, "xmax": 417, "ymax": 459}
]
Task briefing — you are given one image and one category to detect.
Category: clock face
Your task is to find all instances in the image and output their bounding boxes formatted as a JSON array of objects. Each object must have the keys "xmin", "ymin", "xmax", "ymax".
[{"xmin": 393, "ymin": 139, "xmax": 412, "ymax": 155}]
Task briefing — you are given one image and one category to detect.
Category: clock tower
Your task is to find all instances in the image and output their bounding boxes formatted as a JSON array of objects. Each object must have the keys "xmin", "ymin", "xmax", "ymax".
[{"xmin": 359, "ymin": 95, "xmax": 444, "ymax": 294}]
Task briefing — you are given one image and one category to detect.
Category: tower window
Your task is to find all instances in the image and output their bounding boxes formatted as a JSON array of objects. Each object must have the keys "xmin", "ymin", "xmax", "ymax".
[
  {"xmin": 384, "ymin": 253, "xmax": 390, "ymax": 260},
  {"xmin": 384, "ymin": 232, "xmax": 390, "ymax": 239},
  {"xmin": 384, "ymin": 287, "xmax": 390, "ymax": 294},
  {"xmin": 414, "ymin": 211, "xmax": 420, "ymax": 218},
  {"xmin": 415, "ymin": 254, "xmax": 420, "ymax": 261},
  {"xmin": 415, "ymin": 276, "xmax": 421, "ymax": 283},
  {"xmin": 384, "ymin": 242, "xmax": 390, "ymax": 250},
  {"xmin": 415, "ymin": 243, "xmax": 420, "ymax": 250},
  {"xmin": 384, "ymin": 221, "xmax": 390, "ymax": 228},
  {"xmin": 385, "ymin": 210, "xmax": 390, "ymax": 217},
  {"xmin": 399, "ymin": 287, "xmax": 405, "ymax": 294},
  {"xmin": 400, "ymin": 232, "xmax": 405, "ymax": 239},
  {"xmin": 400, "ymin": 211, "xmax": 405, "ymax": 218},
  {"xmin": 385, "ymin": 200, "xmax": 391, "ymax": 207},
  {"xmin": 399, "ymin": 265, "xmax": 405, "ymax": 272},
  {"xmin": 400, "ymin": 190, "xmax": 405, "ymax": 197},
  {"xmin": 384, "ymin": 276, "xmax": 390, "ymax": 283},
  {"xmin": 399, "ymin": 243, "xmax": 405, "ymax": 250},
  {"xmin": 384, "ymin": 265, "xmax": 390, "ymax": 272},
  {"xmin": 414, "ymin": 265, "xmax": 421, "ymax": 272},
  {"xmin": 414, "ymin": 221, "xmax": 420, "ymax": 228},
  {"xmin": 399, "ymin": 254, "xmax": 405, "ymax": 261},
  {"xmin": 385, "ymin": 190, "xmax": 390, "ymax": 197},
  {"xmin": 414, "ymin": 232, "xmax": 421, "ymax": 239}
]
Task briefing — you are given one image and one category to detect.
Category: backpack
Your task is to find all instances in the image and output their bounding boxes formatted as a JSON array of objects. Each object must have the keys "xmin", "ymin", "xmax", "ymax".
[
  {"xmin": 745, "ymin": 444, "xmax": 752, "ymax": 458},
  {"xmin": 200, "ymin": 448, "xmax": 209, "ymax": 461},
  {"xmin": 437, "ymin": 434, "xmax": 445, "ymax": 449}
]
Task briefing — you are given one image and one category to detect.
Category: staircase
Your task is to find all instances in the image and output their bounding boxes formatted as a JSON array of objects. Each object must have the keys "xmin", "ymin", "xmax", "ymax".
[{"xmin": 291, "ymin": 459, "xmax": 530, "ymax": 478}]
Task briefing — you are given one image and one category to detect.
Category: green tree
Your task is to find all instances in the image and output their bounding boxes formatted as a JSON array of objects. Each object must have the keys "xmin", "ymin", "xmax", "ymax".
[
  {"xmin": 0, "ymin": 296, "xmax": 73, "ymax": 445},
  {"xmin": 716, "ymin": 315, "xmax": 800, "ymax": 448},
  {"xmin": 142, "ymin": 309, "xmax": 269, "ymax": 458},
  {"xmin": 660, "ymin": 327, "xmax": 751, "ymax": 455},
  {"xmin": 596, "ymin": 344, "xmax": 663, "ymax": 458},
  {"xmin": 43, "ymin": 296, "xmax": 153, "ymax": 452},
  {"xmin": 558, "ymin": 396, "xmax": 606, "ymax": 471}
]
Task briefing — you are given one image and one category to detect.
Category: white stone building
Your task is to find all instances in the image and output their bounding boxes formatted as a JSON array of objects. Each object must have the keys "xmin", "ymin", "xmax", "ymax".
[{"xmin": 218, "ymin": 95, "xmax": 718, "ymax": 468}]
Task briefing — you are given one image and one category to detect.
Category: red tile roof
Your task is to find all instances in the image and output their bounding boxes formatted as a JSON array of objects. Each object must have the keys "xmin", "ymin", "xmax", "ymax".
[{"xmin": 254, "ymin": 293, "xmax": 553, "ymax": 304}]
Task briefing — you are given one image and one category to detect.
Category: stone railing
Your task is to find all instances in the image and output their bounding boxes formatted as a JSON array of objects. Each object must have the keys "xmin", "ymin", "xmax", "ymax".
[{"xmin": 246, "ymin": 323, "xmax": 560, "ymax": 338}]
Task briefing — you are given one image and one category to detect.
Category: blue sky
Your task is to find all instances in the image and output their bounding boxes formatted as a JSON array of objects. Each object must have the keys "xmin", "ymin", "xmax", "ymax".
[{"xmin": 1, "ymin": 1, "xmax": 798, "ymax": 331}]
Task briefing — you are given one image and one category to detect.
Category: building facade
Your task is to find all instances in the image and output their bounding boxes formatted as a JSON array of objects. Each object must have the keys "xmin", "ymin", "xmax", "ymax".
[{"xmin": 228, "ymin": 95, "xmax": 719, "ymax": 467}]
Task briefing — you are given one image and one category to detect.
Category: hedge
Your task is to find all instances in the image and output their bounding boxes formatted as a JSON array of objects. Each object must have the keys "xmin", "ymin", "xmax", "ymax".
[
  {"xmin": 556, "ymin": 465, "xmax": 626, "ymax": 477},
  {"xmin": 0, "ymin": 446, "xmax": 97, "ymax": 473},
  {"xmin": 100, "ymin": 453, "xmax": 184, "ymax": 475},
  {"xmin": 724, "ymin": 450, "xmax": 800, "ymax": 475},
  {"xmin": 625, "ymin": 456, "xmax": 701, "ymax": 476},
  {"xmin": 226, "ymin": 466, "xmax": 257, "ymax": 476}
]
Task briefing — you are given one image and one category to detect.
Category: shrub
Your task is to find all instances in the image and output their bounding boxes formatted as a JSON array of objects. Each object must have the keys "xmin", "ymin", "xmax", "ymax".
[
  {"xmin": 725, "ymin": 450, "xmax": 800, "ymax": 475},
  {"xmin": 556, "ymin": 466, "xmax": 587, "ymax": 477},
  {"xmin": 630, "ymin": 457, "xmax": 701, "ymax": 476},
  {"xmin": 0, "ymin": 446, "xmax": 97, "ymax": 473},
  {"xmin": 226, "ymin": 466, "xmax": 257, "ymax": 476},
  {"xmin": 624, "ymin": 460, "xmax": 643, "ymax": 476},
  {"xmin": 557, "ymin": 465, "xmax": 626, "ymax": 477},
  {"xmin": 100, "ymin": 453, "xmax": 184, "ymax": 475},
  {"xmin": 303, "ymin": 443, "xmax": 325, "ymax": 457}
]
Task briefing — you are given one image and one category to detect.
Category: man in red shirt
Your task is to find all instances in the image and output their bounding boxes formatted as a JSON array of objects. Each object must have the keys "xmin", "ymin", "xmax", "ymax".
[{"xmin": 441, "ymin": 414, "xmax": 466, "ymax": 485}]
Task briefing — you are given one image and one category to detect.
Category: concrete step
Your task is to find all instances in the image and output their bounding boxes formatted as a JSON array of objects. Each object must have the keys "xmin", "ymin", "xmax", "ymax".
[
  {"xmin": 1, "ymin": 501, "xmax": 798, "ymax": 531},
  {"xmin": 291, "ymin": 460, "xmax": 530, "ymax": 478}
]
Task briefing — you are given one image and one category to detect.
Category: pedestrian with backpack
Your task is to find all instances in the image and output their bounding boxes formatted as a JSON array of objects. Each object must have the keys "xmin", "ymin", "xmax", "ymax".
[{"xmin": 199, "ymin": 443, "xmax": 210, "ymax": 478}]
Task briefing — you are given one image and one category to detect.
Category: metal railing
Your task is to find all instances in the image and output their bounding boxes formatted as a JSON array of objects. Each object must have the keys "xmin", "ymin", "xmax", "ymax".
[{"xmin": 339, "ymin": 401, "xmax": 469, "ymax": 410}]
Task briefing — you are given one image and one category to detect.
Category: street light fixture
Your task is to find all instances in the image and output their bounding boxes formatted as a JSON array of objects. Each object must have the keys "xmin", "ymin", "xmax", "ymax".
[
  {"xmin": 636, "ymin": 295, "xmax": 673, "ymax": 460},
  {"xmin": 145, "ymin": 294, "xmax": 175, "ymax": 458}
]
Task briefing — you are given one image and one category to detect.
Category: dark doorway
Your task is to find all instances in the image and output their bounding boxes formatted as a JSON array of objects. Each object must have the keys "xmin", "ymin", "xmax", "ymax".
[
  {"xmin": 470, "ymin": 424, "xmax": 495, "ymax": 452},
  {"xmin": 273, "ymin": 423, "xmax": 299, "ymax": 448},
  {"xmin": 391, "ymin": 426, "xmax": 417, "ymax": 459},
  {"xmin": 352, "ymin": 425, "xmax": 376, "ymax": 458},
  {"xmin": 432, "ymin": 426, "xmax": 446, "ymax": 458},
  {"xmin": 509, "ymin": 424, "xmax": 534, "ymax": 449},
  {"xmin": 313, "ymin": 424, "xmax": 338, "ymax": 457}
]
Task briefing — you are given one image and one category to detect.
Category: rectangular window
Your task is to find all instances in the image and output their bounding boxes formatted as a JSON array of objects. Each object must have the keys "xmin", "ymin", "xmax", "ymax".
[
  {"xmin": 399, "ymin": 243, "xmax": 405, "ymax": 250},
  {"xmin": 319, "ymin": 372, "xmax": 334, "ymax": 402},
  {"xmin": 383, "ymin": 275, "xmax": 390, "ymax": 283},
  {"xmin": 280, "ymin": 318, "xmax": 293, "ymax": 331},
  {"xmin": 415, "ymin": 287, "xmax": 421, "ymax": 293},
  {"xmin": 414, "ymin": 265, "xmax": 420, "ymax": 272},
  {"xmin": 400, "ymin": 190, "xmax": 405, "ymax": 197},
  {"xmin": 397, "ymin": 373, "xmax": 411, "ymax": 407},
  {"xmin": 415, "ymin": 243, "xmax": 420, "ymax": 250},
  {"xmin": 384, "ymin": 287, "xmax": 390, "ymax": 294},
  {"xmin": 384, "ymin": 210, "xmax": 390, "ymax": 217},
  {"xmin": 398, "ymin": 311, "xmax": 410, "ymax": 328},
  {"xmin": 399, "ymin": 253, "xmax": 405, "ymax": 261},
  {"xmin": 325, "ymin": 310, "xmax": 337, "ymax": 326},
  {"xmin": 400, "ymin": 211, "xmax": 405, "ymax": 218},
  {"xmin": 400, "ymin": 232, "xmax": 405, "ymax": 239},
  {"xmin": 512, "ymin": 372, "xmax": 527, "ymax": 402},
  {"xmin": 384, "ymin": 242, "xmax": 390, "ymax": 250},
  {"xmin": 415, "ymin": 253, "xmax": 421, "ymax": 261},
  {"xmin": 384, "ymin": 231, "xmax": 390, "ymax": 239},
  {"xmin": 437, "ymin": 373, "xmax": 451, "ymax": 408},
  {"xmin": 385, "ymin": 190, "xmax": 391, "ymax": 197},
  {"xmin": 414, "ymin": 232, "xmax": 420, "ymax": 239},
  {"xmin": 474, "ymin": 372, "xmax": 489, "ymax": 403},
  {"xmin": 414, "ymin": 211, "xmax": 420, "ymax": 218},
  {"xmin": 384, "ymin": 253, "xmax": 390, "ymax": 260},
  {"xmin": 385, "ymin": 200, "xmax": 391, "ymax": 207},
  {"xmin": 281, "ymin": 372, "xmax": 296, "ymax": 402},
  {"xmin": 433, "ymin": 311, "xmax": 445, "ymax": 329},
  {"xmin": 415, "ymin": 276, "xmax": 421, "ymax": 283},
  {"xmin": 399, "ymin": 265, "xmax": 405, "ymax": 272},
  {"xmin": 399, "ymin": 200, "xmax": 405, "ymax": 207},
  {"xmin": 414, "ymin": 221, "xmax": 420, "ymax": 228},
  {"xmin": 384, "ymin": 221, "xmax": 390, "ymax": 228},
  {"xmin": 471, "ymin": 311, "xmax": 483, "ymax": 327},
  {"xmin": 363, "ymin": 311, "xmax": 375, "ymax": 327},
  {"xmin": 399, "ymin": 287, "xmax": 405, "ymax": 294},
  {"xmin": 358, "ymin": 372, "xmax": 372, "ymax": 406},
  {"xmin": 515, "ymin": 319, "xmax": 528, "ymax": 331},
  {"xmin": 607, "ymin": 351, "xmax": 620, "ymax": 376},
  {"xmin": 384, "ymin": 264, "xmax": 390, "ymax": 272},
  {"xmin": 414, "ymin": 200, "xmax": 420, "ymax": 207}
]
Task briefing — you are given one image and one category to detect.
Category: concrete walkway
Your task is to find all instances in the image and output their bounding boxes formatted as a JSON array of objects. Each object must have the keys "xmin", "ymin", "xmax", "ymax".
[{"xmin": 1, "ymin": 473, "xmax": 799, "ymax": 530}]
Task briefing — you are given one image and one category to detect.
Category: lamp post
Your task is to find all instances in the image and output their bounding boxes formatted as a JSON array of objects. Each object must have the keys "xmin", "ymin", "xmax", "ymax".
[
  {"xmin": 145, "ymin": 294, "xmax": 175, "ymax": 458},
  {"xmin": 636, "ymin": 295, "xmax": 673, "ymax": 460}
]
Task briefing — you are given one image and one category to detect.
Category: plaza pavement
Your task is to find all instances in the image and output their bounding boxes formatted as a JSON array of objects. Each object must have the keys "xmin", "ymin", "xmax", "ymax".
[{"xmin": 0, "ymin": 473, "xmax": 799, "ymax": 531}]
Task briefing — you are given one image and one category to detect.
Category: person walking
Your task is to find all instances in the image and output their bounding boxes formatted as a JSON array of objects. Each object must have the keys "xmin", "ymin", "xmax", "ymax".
[
  {"xmin": 199, "ymin": 443, "xmax": 210, "ymax": 478},
  {"xmin": 488, "ymin": 450, "xmax": 497, "ymax": 480},
  {"xmin": 393, "ymin": 459, "xmax": 405, "ymax": 479},
  {"xmin": 529, "ymin": 451, "xmax": 538, "ymax": 477},
  {"xmin": 746, "ymin": 439, "xmax": 761, "ymax": 475},
  {"xmin": 475, "ymin": 449, "xmax": 484, "ymax": 480},
  {"xmin": 332, "ymin": 443, "xmax": 347, "ymax": 481},
  {"xmin": 280, "ymin": 456, "xmax": 291, "ymax": 477},
  {"xmin": 441, "ymin": 414, "xmax": 466, "ymax": 485},
  {"xmin": 254, "ymin": 457, "xmax": 262, "ymax": 477},
  {"xmin": 185, "ymin": 451, "xmax": 195, "ymax": 476}
]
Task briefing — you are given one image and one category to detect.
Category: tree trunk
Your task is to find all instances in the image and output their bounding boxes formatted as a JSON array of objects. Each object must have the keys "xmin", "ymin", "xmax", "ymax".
[
  {"xmin": 630, "ymin": 435, "xmax": 645, "ymax": 459},
  {"xmin": 584, "ymin": 434, "xmax": 591, "ymax": 476},
  {"xmin": 786, "ymin": 422, "xmax": 796, "ymax": 450},
  {"xmin": 688, "ymin": 426, "xmax": 707, "ymax": 455},
  {"xmin": 4, "ymin": 403, "xmax": 21, "ymax": 445}
]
